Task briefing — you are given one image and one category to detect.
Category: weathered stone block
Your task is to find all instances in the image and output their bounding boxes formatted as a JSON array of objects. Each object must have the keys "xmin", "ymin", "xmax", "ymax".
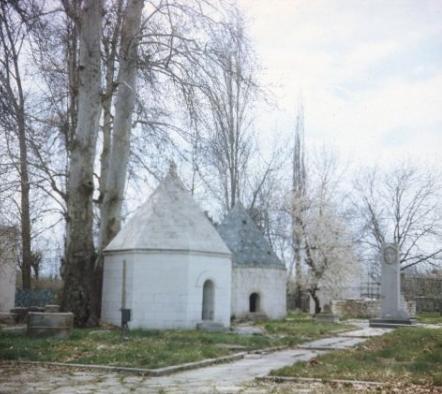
[
  {"xmin": 45, "ymin": 304, "xmax": 60, "ymax": 313},
  {"xmin": 10, "ymin": 307, "xmax": 29, "ymax": 323},
  {"xmin": 27, "ymin": 312, "xmax": 74, "ymax": 338},
  {"xmin": 0, "ymin": 312, "xmax": 16, "ymax": 325},
  {"xmin": 28, "ymin": 306, "xmax": 45, "ymax": 312}
]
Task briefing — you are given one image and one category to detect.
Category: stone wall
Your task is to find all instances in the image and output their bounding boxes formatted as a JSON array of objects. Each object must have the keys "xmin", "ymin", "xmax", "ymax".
[
  {"xmin": 0, "ymin": 226, "xmax": 18, "ymax": 312},
  {"xmin": 414, "ymin": 297, "xmax": 442, "ymax": 313},
  {"xmin": 102, "ymin": 251, "xmax": 232, "ymax": 329},
  {"xmin": 231, "ymin": 267, "xmax": 287, "ymax": 320},
  {"xmin": 331, "ymin": 298, "xmax": 416, "ymax": 318},
  {"xmin": 401, "ymin": 276, "xmax": 442, "ymax": 313}
]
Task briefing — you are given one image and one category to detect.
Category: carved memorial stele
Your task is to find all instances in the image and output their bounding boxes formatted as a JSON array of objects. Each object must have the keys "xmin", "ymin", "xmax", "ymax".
[{"xmin": 369, "ymin": 243, "xmax": 414, "ymax": 327}]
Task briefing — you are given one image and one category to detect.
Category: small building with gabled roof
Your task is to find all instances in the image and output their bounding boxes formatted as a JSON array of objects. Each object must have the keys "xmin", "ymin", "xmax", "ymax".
[
  {"xmin": 217, "ymin": 204, "xmax": 287, "ymax": 320},
  {"xmin": 101, "ymin": 164, "xmax": 232, "ymax": 329}
]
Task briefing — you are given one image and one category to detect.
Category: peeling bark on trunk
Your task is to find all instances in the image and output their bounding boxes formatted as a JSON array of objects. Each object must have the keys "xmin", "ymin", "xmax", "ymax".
[
  {"xmin": 61, "ymin": 0, "xmax": 102, "ymax": 327},
  {"xmin": 99, "ymin": 0, "xmax": 143, "ymax": 249}
]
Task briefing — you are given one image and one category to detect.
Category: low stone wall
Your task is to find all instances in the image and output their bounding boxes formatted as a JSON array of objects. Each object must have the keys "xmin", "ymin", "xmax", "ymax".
[
  {"xmin": 414, "ymin": 297, "xmax": 442, "ymax": 313},
  {"xmin": 331, "ymin": 299, "xmax": 379, "ymax": 319},
  {"xmin": 331, "ymin": 299, "xmax": 416, "ymax": 319}
]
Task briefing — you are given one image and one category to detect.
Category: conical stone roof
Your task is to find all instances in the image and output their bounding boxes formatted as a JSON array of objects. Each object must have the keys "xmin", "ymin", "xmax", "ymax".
[
  {"xmin": 217, "ymin": 204, "xmax": 285, "ymax": 269},
  {"xmin": 105, "ymin": 165, "xmax": 231, "ymax": 255}
]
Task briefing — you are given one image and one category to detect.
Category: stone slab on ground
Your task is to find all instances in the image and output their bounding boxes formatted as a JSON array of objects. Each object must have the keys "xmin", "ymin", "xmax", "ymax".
[
  {"xmin": 0, "ymin": 349, "xmax": 325, "ymax": 393},
  {"xmin": 196, "ymin": 321, "xmax": 227, "ymax": 332},
  {"xmin": 297, "ymin": 336, "xmax": 366, "ymax": 350},
  {"xmin": 231, "ymin": 325, "xmax": 266, "ymax": 335},
  {"xmin": 18, "ymin": 352, "xmax": 247, "ymax": 377},
  {"xmin": 369, "ymin": 318, "xmax": 416, "ymax": 328},
  {"xmin": 338, "ymin": 327, "xmax": 393, "ymax": 338}
]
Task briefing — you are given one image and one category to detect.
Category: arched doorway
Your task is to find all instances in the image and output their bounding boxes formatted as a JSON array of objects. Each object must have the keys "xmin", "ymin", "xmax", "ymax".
[
  {"xmin": 202, "ymin": 280, "xmax": 215, "ymax": 320},
  {"xmin": 249, "ymin": 292, "xmax": 260, "ymax": 313}
]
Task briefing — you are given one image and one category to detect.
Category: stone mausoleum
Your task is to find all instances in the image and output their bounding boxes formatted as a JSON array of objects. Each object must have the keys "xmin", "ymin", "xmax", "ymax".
[
  {"xmin": 217, "ymin": 205, "xmax": 287, "ymax": 320},
  {"xmin": 101, "ymin": 165, "xmax": 287, "ymax": 329},
  {"xmin": 101, "ymin": 165, "xmax": 232, "ymax": 329}
]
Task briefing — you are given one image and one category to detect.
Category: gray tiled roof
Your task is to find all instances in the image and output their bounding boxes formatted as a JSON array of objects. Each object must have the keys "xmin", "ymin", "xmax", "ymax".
[
  {"xmin": 105, "ymin": 167, "xmax": 231, "ymax": 256},
  {"xmin": 217, "ymin": 204, "xmax": 285, "ymax": 270}
]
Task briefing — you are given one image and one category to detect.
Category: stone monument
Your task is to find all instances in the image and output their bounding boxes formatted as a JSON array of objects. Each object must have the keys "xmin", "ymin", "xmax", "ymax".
[{"xmin": 370, "ymin": 243, "xmax": 414, "ymax": 327}]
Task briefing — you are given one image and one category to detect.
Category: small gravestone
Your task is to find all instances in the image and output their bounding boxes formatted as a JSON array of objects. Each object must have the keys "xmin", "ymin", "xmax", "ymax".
[
  {"xmin": 370, "ymin": 243, "xmax": 414, "ymax": 327},
  {"xmin": 27, "ymin": 312, "xmax": 74, "ymax": 338}
]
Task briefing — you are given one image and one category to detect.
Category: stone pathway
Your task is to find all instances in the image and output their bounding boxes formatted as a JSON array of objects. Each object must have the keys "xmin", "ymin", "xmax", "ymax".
[{"xmin": 0, "ymin": 324, "xmax": 392, "ymax": 394}]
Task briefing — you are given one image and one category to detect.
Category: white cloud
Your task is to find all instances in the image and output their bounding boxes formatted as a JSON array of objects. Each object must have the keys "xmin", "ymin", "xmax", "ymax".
[{"xmin": 238, "ymin": 0, "xmax": 442, "ymax": 167}]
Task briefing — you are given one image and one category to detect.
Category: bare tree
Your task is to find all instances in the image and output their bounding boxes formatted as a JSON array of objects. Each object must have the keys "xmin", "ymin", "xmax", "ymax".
[
  {"xmin": 0, "ymin": 1, "xmax": 35, "ymax": 289},
  {"xmin": 197, "ymin": 10, "xmax": 257, "ymax": 211},
  {"xmin": 353, "ymin": 163, "xmax": 442, "ymax": 280}
]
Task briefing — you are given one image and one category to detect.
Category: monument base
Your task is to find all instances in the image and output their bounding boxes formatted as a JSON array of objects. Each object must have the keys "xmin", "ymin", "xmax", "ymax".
[{"xmin": 369, "ymin": 318, "xmax": 416, "ymax": 328}]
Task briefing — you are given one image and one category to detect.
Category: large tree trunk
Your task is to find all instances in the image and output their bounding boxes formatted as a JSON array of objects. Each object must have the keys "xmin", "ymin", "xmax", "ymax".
[
  {"xmin": 61, "ymin": 0, "xmax": 103, "ymax": 327},
  {"xmin": 99, "ymin": 0, "xmax": 144, "ymax": 249}
]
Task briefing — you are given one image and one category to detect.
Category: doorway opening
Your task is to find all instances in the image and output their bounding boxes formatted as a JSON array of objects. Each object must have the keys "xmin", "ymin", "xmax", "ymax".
[
  {"xmin": 249, "ymin": 292, "xmax": 260, "ymax": 313},
  {"xmin": 202, "ymin": 280, "xmax": 215, "ymax": 320}
]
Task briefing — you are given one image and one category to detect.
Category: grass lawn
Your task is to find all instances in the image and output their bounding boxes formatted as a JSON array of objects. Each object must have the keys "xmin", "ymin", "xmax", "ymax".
[
  {"xmin": 0, "ymin": 313, "xmax": 353, "ymax": 369},
  {"xmin": 272, "ymin": 327, "xmax": 442, "ymax": 387},
  {"xmin": 417, "ymin": 312, "xmax": 442, "ymax": 325},
  {"xmin": 256, "ymin": 312, "xmax": 354, "ymax": 345}
]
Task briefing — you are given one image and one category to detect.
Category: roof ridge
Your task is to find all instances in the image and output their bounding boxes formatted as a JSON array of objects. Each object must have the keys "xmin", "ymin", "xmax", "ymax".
[{"xmin": 105, "ymin": 171, "xmax": 231, "ymax": 255}]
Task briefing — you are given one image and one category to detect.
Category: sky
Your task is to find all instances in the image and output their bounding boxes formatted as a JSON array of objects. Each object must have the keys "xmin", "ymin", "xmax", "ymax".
[
  {"xmin": 237, "ymin": 0, "xmax": 442, "ymax": 167},
  {"xmin": 34, "ymin": 0, "xmax": 442, "ymax": 275}
]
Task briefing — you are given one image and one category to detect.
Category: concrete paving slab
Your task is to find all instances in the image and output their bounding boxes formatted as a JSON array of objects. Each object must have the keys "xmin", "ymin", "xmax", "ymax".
[
  {"xmin": 338, "ymin": 327, "xmax": 393, "ymax": 338},
  {"xmin": 298, "ymin": 336, "xmax": 366, "ymax": 350},
  {"xmin": 0, "ymin": 322, "xmax": 397, "ymax": 393}
]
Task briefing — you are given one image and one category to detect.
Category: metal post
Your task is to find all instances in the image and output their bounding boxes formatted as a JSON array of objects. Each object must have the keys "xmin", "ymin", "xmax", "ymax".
[{"xmin": 121, "ymin": 260, "xmax": 131, "ymax": 339}]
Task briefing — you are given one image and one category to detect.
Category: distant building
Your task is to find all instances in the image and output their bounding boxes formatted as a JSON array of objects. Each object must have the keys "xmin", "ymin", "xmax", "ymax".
[
  {"xmin": 217, "ymin": 204, "xmax": 287, "ymax": 320},
  {"xmin": 0, "ymin": 226, "xmax": 18, "ymax": 312}
]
